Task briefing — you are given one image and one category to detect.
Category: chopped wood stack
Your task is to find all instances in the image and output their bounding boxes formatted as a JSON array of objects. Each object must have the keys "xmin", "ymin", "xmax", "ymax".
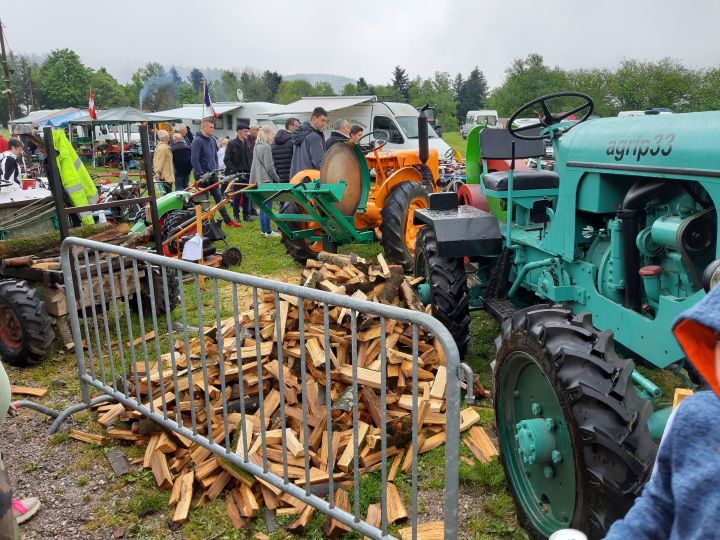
[{"xmin": 88, "ymin": 251, "xmax": 494, "ymax": 533}]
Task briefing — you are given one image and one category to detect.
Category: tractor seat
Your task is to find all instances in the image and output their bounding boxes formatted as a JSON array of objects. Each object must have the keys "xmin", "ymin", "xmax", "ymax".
[{"xmin": 483, "ymin": 170, "xmax": 559, "ymax": 191}]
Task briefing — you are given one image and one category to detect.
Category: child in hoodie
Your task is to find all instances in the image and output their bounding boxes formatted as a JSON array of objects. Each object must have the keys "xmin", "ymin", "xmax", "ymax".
[{"xmin": 604, "ymin": 284, "xmax": 720, "ymax": 539}]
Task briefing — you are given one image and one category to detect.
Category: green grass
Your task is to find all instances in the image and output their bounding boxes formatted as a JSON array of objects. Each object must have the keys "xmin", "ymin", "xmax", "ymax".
[
  {"xmin": 443, "ymin": 131, "xmax": 467, "ymax": 158},
  {"xmin": 24, "ymin": 193, "xmax": 525, "ymax": 538}
]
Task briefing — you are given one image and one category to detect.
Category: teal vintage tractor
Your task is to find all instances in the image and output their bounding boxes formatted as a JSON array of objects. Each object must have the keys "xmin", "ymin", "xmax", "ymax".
[{"xmin": 412, "ymin": 92, "xmax": 719, "ymax": 539}]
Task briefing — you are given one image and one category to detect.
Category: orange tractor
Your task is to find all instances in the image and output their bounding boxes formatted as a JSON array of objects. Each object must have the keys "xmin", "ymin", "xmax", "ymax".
[{"xmin": 244, "ymin": 109, "xmax": 440, "ymax": 271}]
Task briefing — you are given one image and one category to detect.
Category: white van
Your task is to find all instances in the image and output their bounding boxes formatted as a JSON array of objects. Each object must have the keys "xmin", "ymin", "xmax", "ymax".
[
  {"xmin": 260, "ymin": 96, "xmax": 453, "ymax": 158},
  {"xmin": 461, "ymin": 109, "xmax": 499, "ymax": 138}
]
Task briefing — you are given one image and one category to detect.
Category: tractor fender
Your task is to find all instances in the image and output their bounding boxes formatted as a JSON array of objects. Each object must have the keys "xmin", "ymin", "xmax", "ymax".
[
  {"xmin": 413, "ymin": 193, "xmax": 503, "ymax": 258},
  {"xmin": 156, "ymin": 191, "xmax": 189, "ymax": 218},
  {"xmin": 290, "ymin": 169, "xmax": 320, "ymax": 184},
  {"xmin": 374, "ymin": 167, "xmax": 423, "ymax": 208}
]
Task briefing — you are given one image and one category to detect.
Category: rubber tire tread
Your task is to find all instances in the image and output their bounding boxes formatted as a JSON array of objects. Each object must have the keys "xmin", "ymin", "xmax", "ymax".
[
  {"xmin": 279, "ymin": 202, "xmax": 321, "ymax": 265},
  {"xmin": 162, "ymin": 209, "xmax": 198, "ymax": 255},
  {"xmin": 0, "ymin": 279, "xmax": 54, "ymax": 366},
  {"xmin": 129, "ymin": 267, "xmax": 180, "ymax": 315},
  {"xmin": 414, "ymin": 227, "xmax": 470, "ymax": 359},
  {"xmin": 380, "ymin": 181, "xmax": 429, "ymax": 271},
  {"xmin": 494, "ymin": 305, "xmax": 657, "ymax": 540}
]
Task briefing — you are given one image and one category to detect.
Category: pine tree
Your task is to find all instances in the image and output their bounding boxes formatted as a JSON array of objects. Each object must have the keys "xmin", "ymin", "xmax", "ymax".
[
  {"xmin": 457, "ymin": 67, "xmax": 488, "ymax": 121},
  {"xmin": 391, "ymin": 66, "xmax": 410, "ymax": 102}
]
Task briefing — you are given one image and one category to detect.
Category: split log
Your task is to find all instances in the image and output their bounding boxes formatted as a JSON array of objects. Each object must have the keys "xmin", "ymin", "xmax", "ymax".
[{"xmin": 0, "ymin": 222, "xmax": 117, "ymax": 260}]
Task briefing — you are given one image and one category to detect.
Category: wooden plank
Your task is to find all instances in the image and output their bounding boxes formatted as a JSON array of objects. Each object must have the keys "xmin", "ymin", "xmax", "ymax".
[
  {"xmin": 399, "ymin": 521, "xmax": 444, "ymax": 540},
  {"xmin": 226, "ymin": 489, "xmax": 247, "ymax": 529},
  {"xmin": 429, "ymin": 366, "xmax": 447, "ymax": 400},
  {"xmin": 306, "ymin": 337, "xmax": 326, "ymax": 367},
  {"xmin": 68, "ymin": 429, "xmax": 106, "ymax": 446},
  {"xmin": 150, "ymin": 451, "xmax": 173, "ymax": 489},
  {"xmin": 326, "ymin": 489, "xmax": 352, "ymax": 537},
  {"xmin": 337, "ymin": 421, "xmax": 370, "ymax": 472},
  {"xmin": 386, "ymin": 483, "xmax": 408, "ymax": 523},
  {"xmin": 388, "ymin": 449, "xmax": 404, "ymax": 482},
  {"xmin": 287, "ymin": 504, "xmax": 315, "ymax": 534},
  {"xmin": 10, "ymin": 385, "xmax": 48, "ymax": 397},
  {"xmin": 171, "ymin": 471, "xmax": 194, "ymax": 524},
  {"xmin": 468, "ymin": 426, "xmax": 498, "ymax": 462},
  {"xmin": 339, "ymin": 365, "xmax": 381, "ymax": 389},
  {"xmin": 97, "ymin": 403, "xmax": 125, "ymax": 427}
]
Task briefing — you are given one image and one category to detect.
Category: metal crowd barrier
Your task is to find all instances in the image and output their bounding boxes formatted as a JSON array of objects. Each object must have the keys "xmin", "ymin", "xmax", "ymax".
[{"xmin": 60, "ymin": 237, "xmax": 464, "ymax": 539}]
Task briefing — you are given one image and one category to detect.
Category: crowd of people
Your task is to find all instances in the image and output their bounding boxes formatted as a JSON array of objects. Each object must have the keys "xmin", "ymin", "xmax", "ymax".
[{"xmin": 152, "ymin": 107, "xmax": 365, "ymax": 237}]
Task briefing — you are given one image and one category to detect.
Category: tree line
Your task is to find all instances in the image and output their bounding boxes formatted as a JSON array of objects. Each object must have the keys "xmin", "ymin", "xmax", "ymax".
[{"xmin": 1, "ymin": 49, "xmax": 718, "ymax": 131}]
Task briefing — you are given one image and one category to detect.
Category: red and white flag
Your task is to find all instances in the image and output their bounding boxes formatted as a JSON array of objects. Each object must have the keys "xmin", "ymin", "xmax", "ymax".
[
  {"xmin": 88, "ymin": 87, "xmax": 97, "ymax": 120},
  {"xmin": 203, "ymin": 81, "xmax": 218, "ymax": 118}
]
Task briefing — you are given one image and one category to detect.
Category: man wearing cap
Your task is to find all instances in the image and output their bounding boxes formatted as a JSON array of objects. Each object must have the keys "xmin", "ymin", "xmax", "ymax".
[{"xmin": 224, "ymin": 123, "xmax": 253, "ymax": 222}]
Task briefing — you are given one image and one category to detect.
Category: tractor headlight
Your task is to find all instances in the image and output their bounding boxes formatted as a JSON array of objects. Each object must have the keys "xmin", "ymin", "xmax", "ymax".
[{"xmin": 702, "ymin": 259, "xmax": 720, "ymax": 292}]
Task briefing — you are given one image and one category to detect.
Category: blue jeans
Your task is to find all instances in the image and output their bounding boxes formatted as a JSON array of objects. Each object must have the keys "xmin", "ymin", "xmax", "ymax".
[
  {"xmin": 260, "ymin": 202, "xmax": 272, "ymax": 234},
  {"xmin": 175, "ymin": 174, "xmax": 190, "ymax": 191}
]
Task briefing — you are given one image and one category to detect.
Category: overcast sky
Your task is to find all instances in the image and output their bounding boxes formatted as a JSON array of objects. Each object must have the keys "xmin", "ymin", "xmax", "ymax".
[{"xmin": 3, "ymin": 0, "xmax": 720, "ymax": 88}]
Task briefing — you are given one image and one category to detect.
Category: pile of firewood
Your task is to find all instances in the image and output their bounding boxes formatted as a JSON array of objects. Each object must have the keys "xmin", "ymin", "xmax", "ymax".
[{"xmin": 79, "ymin": 251, "xmax": 495, "ymax": 536}]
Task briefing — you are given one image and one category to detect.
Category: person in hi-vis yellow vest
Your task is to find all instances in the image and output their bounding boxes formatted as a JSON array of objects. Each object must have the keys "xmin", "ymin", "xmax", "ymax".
[{"xmin": 52, "ymin": 130, "xmax": 98, "ymax": 226}]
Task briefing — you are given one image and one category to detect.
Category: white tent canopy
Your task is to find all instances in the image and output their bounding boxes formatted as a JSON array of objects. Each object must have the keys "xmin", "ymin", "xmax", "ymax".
[{"xmin": 267, "ymin": 96, "xmax": 376, "ymax": 116}]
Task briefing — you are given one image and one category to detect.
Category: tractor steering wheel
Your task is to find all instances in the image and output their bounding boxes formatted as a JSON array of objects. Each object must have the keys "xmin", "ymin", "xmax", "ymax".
[
  {"xmin": 358, "ymin": 130, "xmax": 390, "ymax": 154},
  {"xmin": 507, "ymin": 91, "xmax": 594, "ymax": 140}
]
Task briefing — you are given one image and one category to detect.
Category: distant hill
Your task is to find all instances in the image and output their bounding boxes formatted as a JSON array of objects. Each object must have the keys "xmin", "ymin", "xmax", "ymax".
[{"xmin": 284, "ymin": 73, "xmax": 356, "ymax": 92}]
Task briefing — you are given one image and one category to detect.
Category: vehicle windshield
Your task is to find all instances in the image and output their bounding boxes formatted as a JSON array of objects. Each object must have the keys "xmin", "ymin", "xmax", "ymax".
[
  {"xmin": 475, "ymin": 115, "xmax": 497, "ymax": 126},
  {"xmin": 395, "ymin": 116, "xmax": 439, "ymax": 138}
]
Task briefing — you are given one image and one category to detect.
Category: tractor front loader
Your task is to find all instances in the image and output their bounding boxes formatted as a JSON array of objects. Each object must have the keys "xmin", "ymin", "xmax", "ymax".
[
  {"xmin": 243, "ymin": 107, "xmax": 440, "ymax": 271},
  {"xmin": 411, "ymin": 92, "xmax": 719, "ymax": 539}
]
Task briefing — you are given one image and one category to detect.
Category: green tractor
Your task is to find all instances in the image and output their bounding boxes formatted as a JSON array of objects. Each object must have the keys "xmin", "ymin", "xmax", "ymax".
[{"xmin": 412, "ymin": 92, "xmax": 719, "ymax": 539}]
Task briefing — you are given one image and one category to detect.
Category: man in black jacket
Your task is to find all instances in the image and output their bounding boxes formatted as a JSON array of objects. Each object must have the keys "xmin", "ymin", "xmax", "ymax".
[
  {"xmin": 224, "ymin": 123, "xmax": 253, "ymax": 221},
  {"xmin": 170, "ymin": 133, "xmax": 193, "ymax": 191},
  {"xmin": 271, "ymin": 117, "xmax": 299, "ymax": 181},
  {"xmin": 324, "ymin": 119, "xmax": 350, "ymax": 151}
]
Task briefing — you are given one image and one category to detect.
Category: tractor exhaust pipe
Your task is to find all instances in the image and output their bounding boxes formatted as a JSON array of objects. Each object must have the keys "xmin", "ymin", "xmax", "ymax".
[
  {"xmin": 619, "ymin": 180, "xmax": 681, "ymax": 311},
  {"xmin": 418, "ymin": 104, "xmax": 429, "ymax": 165},
  {"xmin": 418, "ymin": 104, "xmax": 433, "ymax": 189}
]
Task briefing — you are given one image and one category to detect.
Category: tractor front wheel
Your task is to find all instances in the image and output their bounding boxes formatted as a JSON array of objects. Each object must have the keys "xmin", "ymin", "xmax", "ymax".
[
  {"xmin": 380, "ymin": 182, "xmax": 429, "ymax": 271},
  {"xmin": 494, "ymin": 305, "xmax": 657, "ymax": 539},
  {"xmin": 0, "ymin": 279, "xmax": 54, "ymax": 366},
  {"xmin": 279, "ymin": 202, "xmax": 323, "ymax": 265},
  {"xmin": 414, "ymin": 227, "xmax": 470, "ymax": 359}
]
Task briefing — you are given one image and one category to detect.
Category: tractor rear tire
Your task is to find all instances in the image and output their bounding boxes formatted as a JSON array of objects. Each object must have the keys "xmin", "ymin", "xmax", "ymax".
[
  {"xmin": 129, "ymin": 267, "xmax": 180, "ymax": 316},
  {"xmin": 161, "ymin": 209, "xmax": 197, "ymax": 256},
  {"xmin": 414, "ymin": 227, "xmax": 470, "ymax": 359},
  {"xmin": 279, "ymin": 202, "xmax": 323, "ymax": 265},
  {"xmin": 494, "ymin": 305, "xmax": 657, "ymax": 540},
  {"xmin": 380, "ymin": 181, "xmax": 429, "ymax": 271},
  {"xmin": 0, "ymin": 279, "xmax": 54, "ymax": 366}
]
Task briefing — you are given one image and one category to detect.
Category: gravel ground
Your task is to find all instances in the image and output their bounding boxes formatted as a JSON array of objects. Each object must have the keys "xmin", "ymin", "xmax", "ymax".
[{"xmin": 3, "ymin": 405, "xmax": 113, "ymax": 539}]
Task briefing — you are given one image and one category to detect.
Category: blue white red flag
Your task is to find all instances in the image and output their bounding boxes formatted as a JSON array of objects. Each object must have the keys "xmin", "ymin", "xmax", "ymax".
[{"xmin": 203, "ymin": 82, "xmax": 218, "ymax": 118}]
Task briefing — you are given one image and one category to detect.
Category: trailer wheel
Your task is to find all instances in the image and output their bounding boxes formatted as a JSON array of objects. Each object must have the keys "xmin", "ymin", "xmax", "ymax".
[
  {"xmin": 162, "ymin": 209, "xmax": 197, "ymax": 256},
  {"xmin": 0, "ymin": 279, "xmax": 54, "ymax": 366},
  {"xmin": 413, "ymin": 227, "xmax": 470, "ymax": 359},
  {"xmin": 221, "ymin": 247, "xmax": 243, "ymax": 267},
  {"xmin": 494, "ymin": 305, "xmax": 657, "ymax": 540},
  {"xmin": 380, "ymin": 181, "xmax": 429, "ymax": 271},
  {"xmin": 129, "ymin": 267, "xmax": 180, "ymax": 315},
  {"xmin": 279, "ymin": 202, "xmax": 323, "ymax": 265}
]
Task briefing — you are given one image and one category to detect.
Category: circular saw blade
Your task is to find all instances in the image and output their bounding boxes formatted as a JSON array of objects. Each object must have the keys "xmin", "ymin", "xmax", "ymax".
[{"xmin": 319, "ymin": 143, "xmax": 363, "ymax": 216}]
